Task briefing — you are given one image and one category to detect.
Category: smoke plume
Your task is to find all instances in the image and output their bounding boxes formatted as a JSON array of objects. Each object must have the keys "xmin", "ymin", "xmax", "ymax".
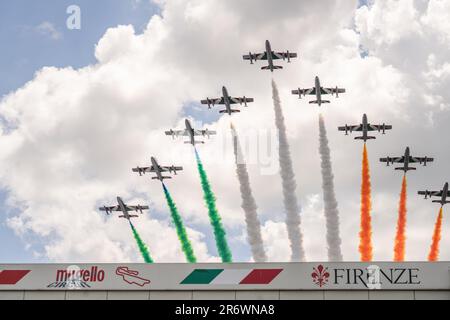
[
  {"xmin": 230, "ymin": 123, "xmax": 267, "ymax": 262},
  {"xmin": 360, "ymin": 143, "xmax": 373, "ymax": 262},
  {"xmin": 162, "ymin": 183, "xmax": 197, "ymax": 263},
  {"xmin": 194, "ymin": 148, "xmax": 233, "ymax": 262},
  {"xmin": 318, "ymin": 114, "xmax": 343, "ymax": 261},
  {"xmin": 394, "ymin": 174, "xmax": 407, "ymax": 261},
  {"xmin": 129, "ymin": 221, "xmax": 153, "ymax": 263},
  {"xmin": 271, "ymin": 79, "xmax": 306, "ymax": 262}
]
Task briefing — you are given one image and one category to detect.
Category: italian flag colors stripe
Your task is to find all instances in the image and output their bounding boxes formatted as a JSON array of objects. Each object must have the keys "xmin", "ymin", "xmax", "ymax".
[
  {"xmin": 0, "ymin": 270, "xmax": 30, "ymax": 285},
  {"xmin": 181, "ymin": 269, "xmax": 283, "ymax": 285}
]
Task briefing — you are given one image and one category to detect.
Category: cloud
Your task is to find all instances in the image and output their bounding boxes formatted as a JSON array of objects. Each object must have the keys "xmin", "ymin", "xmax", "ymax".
[
  {"xmin": 35, "ymin": 22, "xmax": 62, "ymax": 40},
  {"xmin": 0, "ymin": 0, "xmax": 449, "ymax": 262}
]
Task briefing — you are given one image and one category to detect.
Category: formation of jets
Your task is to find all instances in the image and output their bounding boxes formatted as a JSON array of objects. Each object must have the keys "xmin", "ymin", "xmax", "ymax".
[
  {"xmin": 419, "ymin": 183, "xmax": 450, "ymax": 207},
  {"xmin": 338, "ymin": 114, "xmax": 392, "ymax": 142},
  {"xmin": 380, "ymin": 147, "xmax": 434, "ymax": 173},
  {"xmin": 243, "ymin": 40, "xmax": 297, "ymax": 72},
  {"xmin": 132, "ymin": 157, "xmax": 183, "ymax": 181},
  {"xmin": 292, "ymin": 76, "xmax": 345, "ymax": 106},
  {"xmin": 165, "ymin": 119, "xmax": 216, "ymax": 146},
  {"xmin": 98, "ymin": 38, "xmax": 447, "ymax": 228},
  {"xmin": 201, "ymin": 86, "xmax": 254, "ymax": 115},
  {"xmin": 99, "ymin": 197, "xmax": 149, "ymax": 220}
]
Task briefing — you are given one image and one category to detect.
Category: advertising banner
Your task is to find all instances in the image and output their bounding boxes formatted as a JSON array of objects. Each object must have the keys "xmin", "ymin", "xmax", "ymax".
[{"xmin": 1, "ymin": 262, "xmax": 449, "ymax": 291}]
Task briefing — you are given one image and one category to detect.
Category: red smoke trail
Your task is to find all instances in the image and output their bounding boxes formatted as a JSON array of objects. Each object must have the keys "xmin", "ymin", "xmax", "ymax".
[
  {"xmin": 359, "ymin": 143, "xmax": 373, "ymax": 262},
  {"xmin": 394, "ymin": 174, "xmax": 407, "ymax": 261},
  {"xmin": 428, "ymin": 207, "xmax": 443, "ymax": 262}
]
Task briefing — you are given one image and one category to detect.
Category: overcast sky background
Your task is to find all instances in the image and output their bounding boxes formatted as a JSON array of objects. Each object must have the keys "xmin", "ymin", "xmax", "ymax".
[{"xmin": 1, "ymin": 0, "xmax": 449, "ymax": 263}]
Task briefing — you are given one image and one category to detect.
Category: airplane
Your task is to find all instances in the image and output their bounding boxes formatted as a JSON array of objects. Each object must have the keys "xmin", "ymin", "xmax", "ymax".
[
  {"xmin": 418, "ymin": 183, "xmax": 450, "ymax": 207},
  {"xmin": 338, "ymin": 114, "xmax": 392, "ymax": 142},
  {"xmin": 165, "ymin": 119, "xmax": 216, "ymax": 145},
  {"xmin": 132, "ymin": 157, "xmax": 183, "ymax": 181},
  {"xmin": 243, "ymin": 40, "xmax": 297, "ymax": 72},
  {"xmin": 99, "ymin": 196, "xmax": 149, "ymax": 220},
  {"xmin": 292, "ymin": 76, "xmax": 346, "ymax": 106},
  {"xmin": 380, "ymin": 147, "xmax": 434, "ymax": 173},
  {"xmin": 201, "ymin": 86, "xmax": 254, "ymax": 115}
]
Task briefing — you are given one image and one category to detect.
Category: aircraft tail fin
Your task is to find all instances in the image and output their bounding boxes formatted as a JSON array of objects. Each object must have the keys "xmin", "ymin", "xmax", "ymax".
[
  {"xmin": 261, "ymin": 65, "xmax": 283, "ymax": 70},
  {"xmin": 310, "ymin": 100, "xmax": 331, "ymax": 104},
  {"xmin": 396, "ymin": 167, "xmax": 416, "ymax": 171},
  {"xmin": 219, "ymin": 109, "xmax": 240, "ymax": 114},
  {"xmin": 355, "ymin": 136, "xmax": 376, "ymax": 140},
  {"xmin": 432, "ymin": 200, "xmax": 443, "ymax": 204}
]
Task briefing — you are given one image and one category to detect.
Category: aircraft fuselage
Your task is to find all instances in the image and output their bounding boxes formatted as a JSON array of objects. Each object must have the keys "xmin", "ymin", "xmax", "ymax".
[
  {"xmin": 117, "ymin": 196, "xmax": 130, "ymax": 220},
  {"xmin": 265, "ymin": 40, "xmax": 274, "ymax": 72},
  {"xmin": 151, "ymin": 157, "xmax": 163, "ymax": 181},
  {"xmin": 185, "ymin": 119, "xmax": 195, "ymax": 145},
  {"xmin": 315, "ymin": 76, "xmax": 322, "ymax": 106},
  {"xmin": 440, "ymin": 183, "xmax": 449, "ymax": 206},
  {"xmin": 222, "ymin": 86, "xmax": 232, "ymax": 115}
]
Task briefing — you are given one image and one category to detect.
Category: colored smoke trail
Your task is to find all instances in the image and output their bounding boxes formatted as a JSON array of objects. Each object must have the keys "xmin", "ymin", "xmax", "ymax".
[
  {"xmin": 271, "ymin": 79, "xmax": 306, "ymax": 262},
  {"xmin": 394, "ymin": 174, "xmax": 408, "ymax": 262},
  {"xmin": 428, "ymin": 207, "xmax": 443, "ymax": 262},
  {"xmin": 162, "ymin": 183, "xmax": 197, "ymax": 263},
  {"xmin": 318, "ymin": 114, "xmax": 343, "ymax": 262},
  {"xmin": 129, "ymin": 221, "xmax": 153, "ymax": 263},
  {"xmin": 230, "ymin": 123, "xmax": 267, "ymax": 262},
  {"xmin": 359, "ymin": 143, "xmax": 373, "ymax": 262},
  {"xmin": 194, "ymin": 148, "xmax": 233, "ymax": 262}
]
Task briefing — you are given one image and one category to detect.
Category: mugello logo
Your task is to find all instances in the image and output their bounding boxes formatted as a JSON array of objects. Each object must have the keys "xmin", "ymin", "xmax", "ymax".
[
  {"xmin": 0, "ymin": 270, "xmax": 30, "ymax": 285},
  {"xmin": 48, "ymin": 266, "xmax": 105, "ymax": 289}
]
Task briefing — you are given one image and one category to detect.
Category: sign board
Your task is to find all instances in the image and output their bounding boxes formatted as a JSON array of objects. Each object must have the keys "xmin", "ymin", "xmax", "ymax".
[{"xmin": 1, "ymin": 262, "xmax": 449, "ymax": 291}]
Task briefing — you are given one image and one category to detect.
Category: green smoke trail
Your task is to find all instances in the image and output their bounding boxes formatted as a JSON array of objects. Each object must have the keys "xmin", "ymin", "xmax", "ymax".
[
  {"xmin": 194, "ymin": 148, "xmax": 233, "ymax": 262},
  {"xmin": 129, "ymin": 221, "xmax": 153, "ymax": 263},
  {"xmin": 162, "ymin": 183, "xmax": 197, "ymax": 263}
]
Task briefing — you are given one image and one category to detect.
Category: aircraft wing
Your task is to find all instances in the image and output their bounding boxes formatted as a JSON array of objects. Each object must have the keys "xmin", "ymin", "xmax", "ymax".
[
  {"xmin": 243, "ymin": 52, "xmax": 267, "ymax": 61},
  {"xmin": 292, "ymin": 88, "xmax": 315, "ymax": 96},
  {"xmin": 418, "ymin": 190, "xmax": 442, "ymax": 197},
  {"xmin": 338, "ymin": 125, "xmax": 362, "ymax": 132},
  {"xmin": 272, "ymin": 51, "xmax": 298, "ymax": 60},
  {"xmin": 368, "ymin": 124, "xmax": 393, "ymax": 132},
  {"xmin": 161, "ymin": 166, "xmax": 183, "ymax": 172},
  {"xmin": 380, "ymin": 157, "xmax": 404, "ymax": 163},
  {"xmin": 322, "ymin": 87, "xmax": 346, "ymax": 95},
  {"xmin": 132, "ymin": 166, "xmax": 157, "ymax": 174},
  {"xmin": 126, "ymin": 205, "xmax": 149, "ymax": 212},
  {"xmin": 409, "ymin": 157, "xmax": 434, "ymax": 164},
  {"xmin": 200, "ymin": 97, "xmax": 224, "ymax": 106},
  {"xmin": 229, "ymin": 97, "xmax": 254, "ymax": 105},
  {"xmin": 194, "ymin": 129, "xmax": 216, "ymax": 137},
  {"xmin": 99, "ymin": 205, "xmax": 120, "ymax": 212},
  {"xmin": 165, "ymin": 130, "xmax": 189, "ymax": 137}
]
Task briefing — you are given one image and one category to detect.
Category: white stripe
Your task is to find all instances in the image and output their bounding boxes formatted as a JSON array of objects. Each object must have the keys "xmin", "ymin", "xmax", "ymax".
[{"xmin": 211, "ymin": 269, "xmax": 250, "ymax": 285}]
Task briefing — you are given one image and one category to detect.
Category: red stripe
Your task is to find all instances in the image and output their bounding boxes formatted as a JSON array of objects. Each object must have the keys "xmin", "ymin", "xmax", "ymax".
[
  {"xmin": 0, "ymin": 270, "xmax": 30, "ymax": 285},
  {"xmin": 239, "ymin": 269, "xmax": 283, "ymax": 284}
]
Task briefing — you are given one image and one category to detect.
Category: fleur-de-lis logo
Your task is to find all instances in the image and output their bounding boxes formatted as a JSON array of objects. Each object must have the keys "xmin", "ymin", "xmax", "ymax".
[{"xmin": 311, "ymin": 265, "xmax": 330, "ymax": 287}]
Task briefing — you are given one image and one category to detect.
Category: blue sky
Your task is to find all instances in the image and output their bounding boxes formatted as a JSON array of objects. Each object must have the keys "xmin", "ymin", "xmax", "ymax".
[
  {"xmin": 0, "ymin": 0, "xmax": 158, "ymax": 97},
  {"xmin": 0, "ymin": 0, "xmax": 159, "ymax": 262}
]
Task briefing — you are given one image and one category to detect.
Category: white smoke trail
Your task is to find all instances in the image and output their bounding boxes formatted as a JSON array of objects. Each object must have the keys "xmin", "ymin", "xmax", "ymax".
[
  {"xmin": 271, "ymin": 79, "xmax": 306, "ymax": 262},
  {"xmin": 318, "ymin": 114, "xmax": 343, "ymax": 261},
  {"xmin": 231, "ymin": 124, "xmax": 267, "ymax": 262}
]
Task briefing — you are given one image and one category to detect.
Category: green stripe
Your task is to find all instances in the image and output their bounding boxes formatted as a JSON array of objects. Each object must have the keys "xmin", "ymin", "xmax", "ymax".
[{"xmin": 181, "ymin": 269, "xmax": 223, "ymax": 284}]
